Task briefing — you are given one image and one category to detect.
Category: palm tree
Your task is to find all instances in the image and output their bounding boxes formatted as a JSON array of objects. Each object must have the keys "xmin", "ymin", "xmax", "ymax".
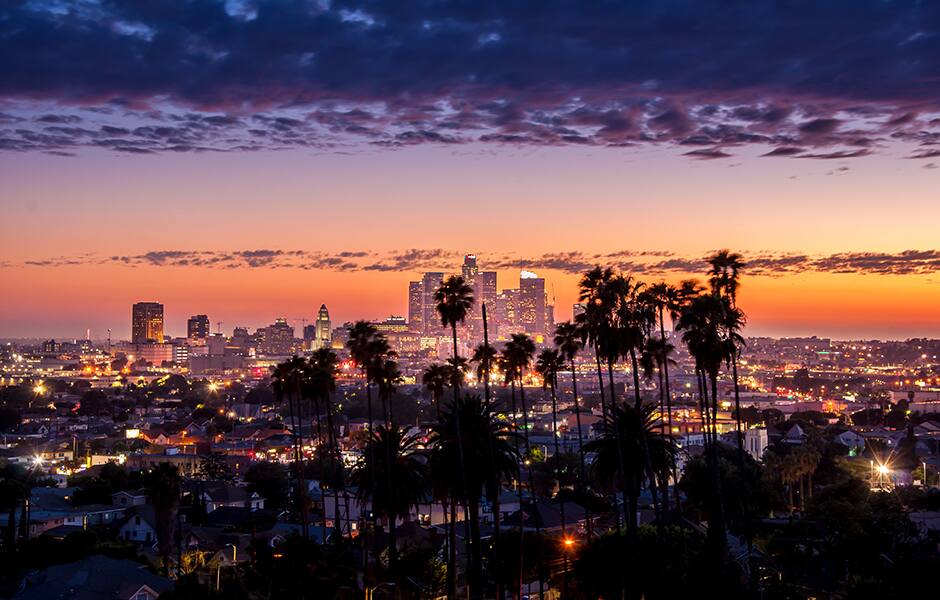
[
  {"xmin": 433, "ymin": 275, "xmax": 474, "ymax": 596},
  {"xmin": 576, "ymin": 267, "xmax": 615, "ymax": 422},
  {"xmin": 353, "ymin": 425, "xmax": 428, "ymax": 575},
  {"xmin": 535, "ymin": 348, "xmax": 567, "ymax": 536},
  {"xmin": 471, "ymin": 341, "xmax": 498, "ymax": 405},
  {"xmin": 503, "ymin": 333, "xmax": 543, "ymax": 598},
  {"xmin": 347, "ymin": 321, "xmax": 391, "ymax": 431},
  {"xmin": 430, "ymin": 394, "xmax": 520, "ymax": 600},
  {"xmin": 307, "ymin": 348, "xmax": 344, "ymax": 542},
  {"xmin": 346, "ymin": 321, "xmax": 391, "ymax": 563},
  {"xmin": 585, "ymin": 403, "xmax": 676, "ymax": 539},
  {"xmin": 709, "ymin": 251, "xmax": 747, "ymax": 469},
  {"xmin": 505, "ymin": 334, "xmax": 536, "ymax": 458},
  {"xmin": 271, "ymin": 356, "xmax": 310, "ymax": 539},
  {"xmin": 640, "ymin": 335, "xmax": 678, "ymax": 514},
  {"xmin": 554, "ymin": 320, "xmax": 591, "ymax": 538},
  {"xmin": 434, "ymin": 275, "xmax": 475, "ymax": 400},
  {"xmin": 676, "ymin": 291, "xmax": 730, "ymax": 566},
  {"xmin": 144, "ymin": 462, "xmax": 182, "ymax": 576},
  {"xmin": 646, "ymin": 281, "xmax": 699, "ymax": 515},
  {"xmin": 422, "ymin": 363, "xmax": 450, "ymax": 417},
  {"xmin": 374, "ymin": 356, "xmax": 402, "ymax": 426}
]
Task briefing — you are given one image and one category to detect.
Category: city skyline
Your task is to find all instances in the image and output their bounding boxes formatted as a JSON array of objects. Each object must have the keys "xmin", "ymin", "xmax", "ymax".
[
  {"xmin": 0, "ymin": 247, "xmax": 940, "ymax": 339},
  {"xmin": 2, "ymin": 1, "xmax": 940, "ymax": 340}
]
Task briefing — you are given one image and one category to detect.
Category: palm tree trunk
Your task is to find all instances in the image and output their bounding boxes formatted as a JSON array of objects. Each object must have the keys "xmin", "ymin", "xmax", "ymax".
[
  {"xmin": 550, "ymin": 385, "xmax": 566, "ymax": 539},
  {"xmin": 325, "ymin": 393, "xmax": 343, "ymax": 543},
  {"xmin": 363, "ymin": 378, "xmax": 380, "ymax": 564},
  {"xmin": 469, "ymin": 496, "xmax": 483, "ymax": 600},
  {"xmin": 482, "ymin": 303, "xmax": 492, "ymax": 405},
  {"xmin": 659, "ymin": 311, "xmax": 682, "ymax": 522},
  {"xmin": 594, "ymin": 345, "xmax": 608, "ymax": 422},
  {"xmin": 287, "ymin": 389, "xmax": 309, "ymax": 540},
  {"xmin": 606, "ymin": 354, "xmax": 629, "ymax": 532},
  {"xmin": 493, "ymin": 490, "xmax": 502, "ymax": 600},
  {"xmin": 657, "ymin": 363, "xmax": 670, "ymax": 516},
  {"xmin": 447, "ymin": 499, "xmax": 458, "ymax": 598},
  {"xmin": 629, "ymin": 346, "xmax": 663, "ymax": 530},
  {"xmin": 388, "ymin": 514, "xmax": 398, "ymax": 574},
  {"xmin": 450, "ymin": 324, "xmax": 474, "ymax": 597},
  {"xmin": 518, "ymin": 375, "xmax": 545, "ymax": 597},
  {"xmin": 707, "ymin": 373, "xmax": 728, "ymax": 571},
  {"xmin": 570, "ymin": 362, "xmax": 592, "ymax": 539},
  {"xmin": 510, "ymin": 379, "xmax": 526, "ymax": 598}
]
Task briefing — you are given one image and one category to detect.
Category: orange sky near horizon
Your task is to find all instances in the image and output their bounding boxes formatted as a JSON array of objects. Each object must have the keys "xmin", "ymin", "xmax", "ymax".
[{"xmin": 2, "ymin": 144, "xmax": 939, "ymax": 339}]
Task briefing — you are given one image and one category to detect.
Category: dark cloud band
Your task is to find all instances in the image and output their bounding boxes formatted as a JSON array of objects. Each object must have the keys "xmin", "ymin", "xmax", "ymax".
[
  {"xmin": 2, "ymin": 1, "xmax": 940, "ymax": 158},
  {"xmin": 13, "ymin": 248, "xmax": 940, "ymax": 277}
]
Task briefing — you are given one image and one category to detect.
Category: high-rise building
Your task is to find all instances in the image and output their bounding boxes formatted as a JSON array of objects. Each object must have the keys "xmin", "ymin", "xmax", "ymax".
[
  {"xmin": 476, "ymin": 270, "xmax": 498, "ymax": 336},
  {"xmin": 132, "ymin": 302, "xmax": 164, "ymax": 344},
  {"xmin": 494, "ymin": 289, "xmax": 518, "ymax": 332},
  {"xmin": 462, "ymin": 254, "xmax": 479, "ymax": 281},
  {"xmin": 408, "ymin": 281, "xmax": 424, "ymax": 333},
  {"xmin": 519, "ymin": 271, "xmax": 546, "ymax": 337},
  {"xmin": 303, "ymin": 324, "xmax": 317, "ymax": 343},
  {"xmin": 421, "ymin": 272, "xmax": 445, "ymax": 334},
  {"xmin": 187, "ymin": 314, "xmax": 210, "ymax": 340},
  {"xmin": 314, "ymin": 304, "xmax": 332, "ymax": 349},
  {"xmin": 258, "ymin": 318, "xmax": 295, "ymax": 355}
]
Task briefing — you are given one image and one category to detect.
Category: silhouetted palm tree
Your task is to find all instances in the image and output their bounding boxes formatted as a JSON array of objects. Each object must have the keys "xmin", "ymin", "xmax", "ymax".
[
  {"xmin": 505, "ymin": 334, "xmax": 536, "ymax": 458},
  {"xmin": 535, "ymin": 348, "xmax": 567, "ymax": 538},
  {"xmin": 504, "ymin": 333, "xmax": 543, "ymax": 598},
  {"xmin": 576, "ymin": 267, "xmax": 615, "ymax": 421},
  {"xmin": 676, "ymin": 291, "xmax": 729, "ymax": 566},
  {"xmin": 433, "ymin": 275, "xmax": 474, "ymax": 596},
  {"xmin": 585, "ymin": 403, "xmax": 676, "ymax": 539},
  {"xmin": 554, "ymin": 320, "xmax": 592, "ymax": 538},
  {"xmin": 430, "ymin": 394, "xmax": 520, "ymax": 599},
  {"xmin": 144, "ymin": 462, "xmax": 182, "ymax": 576},
  {"xmin": 346, "ymin": 321, "xmax": 391, "ymax": 563},
  {"xmin": 422, "ymin": 363, "xmax": 450, "ymax": 417},
  {"xmin": 353, "ymin": 425, "xmax": 427, "ymax": 576},
  {"xmin": 471, "ymin": 341, "xmax": 498, "ymax": 404},
  {"xmin": 640, "ymin": 334, "xmax": 678, "ymax": 515},
  {"xmin": 307, "ymin": 348, "xmax": 345, "ymax": 542},
  {"xmin": 271, "ymin": 356, "xmax": 310, "ymax": 539},
  {"xmin": 374, "ymin": 356, "xmax": 402, "ymax": 426},
  {"xmin": 709, "ymin": 250, "xmax": 748, "ymax": 469},
  {"xmin": 434, "ymin": 275, "xmax": 475, "ymax": 399}
]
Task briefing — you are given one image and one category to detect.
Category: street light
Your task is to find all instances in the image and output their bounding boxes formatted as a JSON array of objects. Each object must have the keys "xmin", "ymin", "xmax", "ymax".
[{"xmin": 216, "ymin": 543, "xmax": 237, "ymax": 591}]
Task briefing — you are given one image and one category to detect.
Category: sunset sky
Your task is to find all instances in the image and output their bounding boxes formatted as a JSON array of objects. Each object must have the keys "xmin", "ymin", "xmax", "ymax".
[{"xmin": 2, "ymin": 1, "xmax": 939, "ymax": 340}]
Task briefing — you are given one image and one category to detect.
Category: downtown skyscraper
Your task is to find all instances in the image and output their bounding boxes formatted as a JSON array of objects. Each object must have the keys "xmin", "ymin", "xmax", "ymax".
[{"xmin": 132, "ymin": 302, "xmax": 164, "ymax": 344}]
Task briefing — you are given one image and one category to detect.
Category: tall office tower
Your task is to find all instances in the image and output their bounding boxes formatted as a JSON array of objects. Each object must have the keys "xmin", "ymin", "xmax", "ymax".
[
  {"xmin": 477, "ymin": 270, "xmax": 498, "ymax": 336},
  {"xmin": 132, "ymin": 302, "xmax": 164, "ymax": 344},
  {"xmin": 315, "ymin": 304, "xmax": 332, "ymax": 349},
  {"xmin": 408, "ymin": 281, "xmax": 423, "ymax": 333},
  {"xmin": 187, "ymin": 314, "xmax": 210, "ymax": 340},
  {"xmin": 495, "ymin": 289, "xmax": 518, "ymax": 333},
  {"xmin": 303, "ymin": 324, "xmax": 317, "ymax": 344},
  {"xmin": 421, "ymin": 272, "xmax": 445, "ymax": 334},
  {"xmin": 572, "ymin": 303, "xmax": 586, "ymax": 321},
  {"xmin": 519, "ymin": 270, "xmax": 546, "ymax": 338},
  {"xmin": 462, "ymin": 254, "xmax": 479, "ymax": 282},
  {"xmin": 462, "ymin": 254, "xmax": 481, "ymax": 336},
  {"xmin": 258, "ymin": 318, "xmax": 295, "ymax": 355}
]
